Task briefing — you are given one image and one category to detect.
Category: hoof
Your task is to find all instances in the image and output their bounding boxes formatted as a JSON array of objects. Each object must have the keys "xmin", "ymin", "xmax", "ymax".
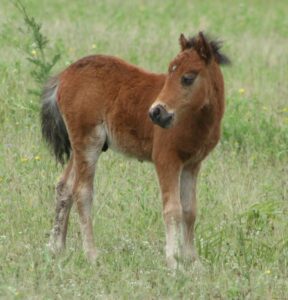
[
  {"xmin": 182, "ymin": 247, "xmax": 198, "ymax": 263},
  {"xmin": 47, "ymin": 230, "xmax": 65, "ymax": 255},
  {"xmin": 166, "ymin": 256, "xmax": 178, "ymax": 269},
  {"xmin": 85, "ymin": 248, "xmax": 98, "ymax": 263}
]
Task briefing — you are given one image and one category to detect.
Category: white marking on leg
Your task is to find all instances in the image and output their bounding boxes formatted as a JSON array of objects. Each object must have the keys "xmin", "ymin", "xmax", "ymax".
[
  {"xmin": 165, "ymin": 217, "xmax": 182, "ymax": 269},
  {"xmin": 164, "ymin": 200, "xmax": 183, "ymax": 268}
]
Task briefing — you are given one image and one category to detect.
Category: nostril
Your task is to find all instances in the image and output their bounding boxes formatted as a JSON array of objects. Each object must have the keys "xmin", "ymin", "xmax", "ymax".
[
  {"xmin": 153, "ymin": 106, "xmax": 161, "ymax": 117},
  {"xmin": 149, "ymin": 105, "xmax": 161, "ymax": 120}
]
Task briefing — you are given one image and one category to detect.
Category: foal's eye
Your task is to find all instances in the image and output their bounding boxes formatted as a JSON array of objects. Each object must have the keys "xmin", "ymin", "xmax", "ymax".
[{"xmin": 181, "ymin": 73, "xmax": 197, "ymax": 86}]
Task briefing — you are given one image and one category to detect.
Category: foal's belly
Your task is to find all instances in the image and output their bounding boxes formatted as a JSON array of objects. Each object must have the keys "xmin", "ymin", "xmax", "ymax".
[{"xmin": 104, "ymin": 121, "xmax": 153, "ymax": 162}]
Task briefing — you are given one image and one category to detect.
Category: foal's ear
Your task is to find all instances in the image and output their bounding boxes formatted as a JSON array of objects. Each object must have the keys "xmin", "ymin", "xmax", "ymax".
[
  {"xmin": 195, "ymin": 32, "xmax": 212, "ymax": 64},
  {"xmin": 179, "ymin": 33, "xmax": 188, "ymax": 51}
]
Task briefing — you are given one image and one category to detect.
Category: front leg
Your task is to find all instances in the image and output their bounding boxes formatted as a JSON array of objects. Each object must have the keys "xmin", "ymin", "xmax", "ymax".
[
  {"xmin": 155, "ymin": 156, "xmax": 183, "ymax": 269},
  {"xmin": 180, "ymin": 163, "xmax": 200, "ymax": 261}
]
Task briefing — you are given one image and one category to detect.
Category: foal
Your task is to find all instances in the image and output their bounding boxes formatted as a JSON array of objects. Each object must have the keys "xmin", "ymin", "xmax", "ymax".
[{"xmin": 42, "ymin": 32, "xmax": 230, "ymax": 268}]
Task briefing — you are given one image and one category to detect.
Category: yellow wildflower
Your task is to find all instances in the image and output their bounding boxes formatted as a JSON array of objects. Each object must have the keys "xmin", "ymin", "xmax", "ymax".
[
  {"xmin": 264, "ymin": 269, "xmax": 271, "ymax": 275},
  {"xmin": 31, "ymin": 49, "xmax": 37, "ymax": 57},
  {"xmin": 238, "ymin": 88, "xmax": 245, "ymax": 95},
  {"xmin": 91, "ymin": 44, "xmax": 96, "ymax": 49},
  {"xmin": 21, "ymin": 157, "xmax": 29, "ymax": 162},
  {"xmin": 34, "ymin": 155, "xmax": 41, "ymax": 161}
]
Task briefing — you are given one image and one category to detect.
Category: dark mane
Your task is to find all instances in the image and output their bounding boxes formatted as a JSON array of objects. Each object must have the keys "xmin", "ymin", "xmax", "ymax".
[{"xmin": 186, "ymin": 33, "xmax": 231, "ymax": 65}]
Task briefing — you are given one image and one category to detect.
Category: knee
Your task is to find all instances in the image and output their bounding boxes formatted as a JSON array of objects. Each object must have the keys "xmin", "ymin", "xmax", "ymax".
[{"xmin": 163, "ymin": 203, "xmax": 183, "ymax": 223}]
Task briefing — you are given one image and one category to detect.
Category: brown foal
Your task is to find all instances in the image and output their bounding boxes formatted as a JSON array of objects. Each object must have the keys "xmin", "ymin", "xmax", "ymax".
[{"xmin": 41, "ymin": 32, "xmax": 230, "ymax": 268}]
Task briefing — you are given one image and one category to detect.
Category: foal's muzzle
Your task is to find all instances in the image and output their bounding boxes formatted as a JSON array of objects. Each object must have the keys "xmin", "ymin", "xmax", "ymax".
[{"xmin": 149, "ymin": 104, "xmax": 174, "ymax": 128}]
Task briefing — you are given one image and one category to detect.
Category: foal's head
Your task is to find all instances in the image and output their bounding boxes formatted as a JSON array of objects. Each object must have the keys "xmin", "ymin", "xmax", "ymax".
[{"xmin": 149, "ymin": 32, "xmax": 230, "ymax": 128}]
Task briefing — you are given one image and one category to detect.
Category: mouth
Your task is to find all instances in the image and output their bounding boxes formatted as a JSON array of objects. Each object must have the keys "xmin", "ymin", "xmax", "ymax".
[{"xmin": 152, "ymin": 114, "xmax": 174, "ymax": 128}]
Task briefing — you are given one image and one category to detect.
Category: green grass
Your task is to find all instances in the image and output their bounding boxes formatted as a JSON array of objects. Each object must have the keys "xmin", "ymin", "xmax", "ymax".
[{"xmin": 0, "ymin": 0, "xmax": 288, "ymax": 298}]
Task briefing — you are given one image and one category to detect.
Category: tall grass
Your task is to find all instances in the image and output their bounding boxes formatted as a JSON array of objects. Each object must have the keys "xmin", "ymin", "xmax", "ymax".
[{"xmin": 0, "ymin": 0, "xmax": 287, "ymax": 298}]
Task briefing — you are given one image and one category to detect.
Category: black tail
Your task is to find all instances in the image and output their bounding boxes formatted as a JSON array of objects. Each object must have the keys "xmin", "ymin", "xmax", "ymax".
[{"xmin": 41, "ymin": 76, "xmax": 71, "ymax": 164}]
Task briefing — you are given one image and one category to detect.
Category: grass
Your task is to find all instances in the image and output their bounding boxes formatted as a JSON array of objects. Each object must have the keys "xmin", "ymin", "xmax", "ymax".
[{"xmin": 0, "ymin": 0, "xmax": 288, "ymax": 298}]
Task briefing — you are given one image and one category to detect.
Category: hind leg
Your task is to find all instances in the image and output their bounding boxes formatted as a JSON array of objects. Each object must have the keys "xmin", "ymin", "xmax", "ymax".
[
  {"xmin": 72, "ymin": 125, "xmax": 105, "ymax": 262},
  {"xmin": 49, "ymin": 158, "xmax": 74, "ymax": 253},
  {"xmin": 73, "ymin": 167, "xmax": 97, "ymax": 262}
]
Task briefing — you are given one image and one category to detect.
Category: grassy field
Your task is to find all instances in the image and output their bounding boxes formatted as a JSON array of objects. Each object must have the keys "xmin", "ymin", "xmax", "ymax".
[{"xmin": 0, "ymin": 0, "xmax": 288, "ymax": 298}]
